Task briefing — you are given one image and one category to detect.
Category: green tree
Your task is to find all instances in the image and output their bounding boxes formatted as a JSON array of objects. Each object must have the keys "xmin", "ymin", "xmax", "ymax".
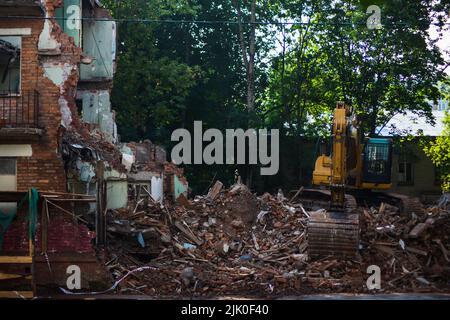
[
  {"xmin": 263, "ymin": 0, "xmax": 448, "ymax": 135},
  {"xmin": 102, "ymin": 0, "xmax": 450, "ymax": 193},
  {"xmin": 317, "ymin": 0, "xmax": 447, "ymax": 135},
  {"xmin": 423, "ymin": 112, "xmax": 450, "ymax": 192},
  {"xmin": 103, "ymin": 0, "xmax": 276, "ymax": 192},
  {"xmin": 103, "ymin": 0, "xmax": 200, "ymax": 143},
  {"xmin": 423, "ymin": 82, "xmax": 450, "ymax": 192}
]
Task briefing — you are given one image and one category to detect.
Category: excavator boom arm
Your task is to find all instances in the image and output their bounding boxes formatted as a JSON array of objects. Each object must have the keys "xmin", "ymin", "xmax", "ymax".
[{"xmin": 330, "ymin": 103, "xmax": 348, "ymax": 209}]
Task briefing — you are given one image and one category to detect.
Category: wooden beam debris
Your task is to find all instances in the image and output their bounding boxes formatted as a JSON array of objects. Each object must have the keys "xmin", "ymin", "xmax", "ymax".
[{"xmin": 207, "ymin": 181, "xmax": 223, "ymax": 200}]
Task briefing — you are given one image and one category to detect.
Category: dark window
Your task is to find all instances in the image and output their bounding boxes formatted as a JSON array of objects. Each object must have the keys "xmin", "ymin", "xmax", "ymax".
[
  {"xmin": 0, "ymin": 158, "xmax": 16, "ymax": 175},
  {"xmin": 75, "ymin": 98, "xmax": 83, "ymax": 115},
  {"xmin": 398, "ymin": 161, "xmax": 413, "ymax": 185},
  {"xmin": 362, "ymin": 139, "xmax": 392, "ymax": 184},
  {"xmin": 365, "ymin": 143, "xmax": 390, "ymax": 174},
  {"xmin": 0, "ymin": 36, "xmax": 21, "ymax": 93}
]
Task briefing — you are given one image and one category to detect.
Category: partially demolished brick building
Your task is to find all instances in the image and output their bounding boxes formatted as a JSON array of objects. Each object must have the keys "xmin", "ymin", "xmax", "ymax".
[
  {"xmin": 0, "ymin": 0, "xmax": 187, "ymax": 295},
  {"xmin": 0, "ymin": 0, "xmax": 117, "ymax": 190}
]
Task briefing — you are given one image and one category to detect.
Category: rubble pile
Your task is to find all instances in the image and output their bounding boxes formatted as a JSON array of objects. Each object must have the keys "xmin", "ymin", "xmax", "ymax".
[
  {"xmin": 360, "ymin": 198, "xmax": 450, "ymax": 291},
  {"xmin": 62, "ymin": 129, "xmax": 125, "ymax": 171},
  {"xmin": 164, "ymin": 162, "xmax": 188, "ymax": 187},
  {"xmin": 104, "ymin": 185, "xmax": 450, "ymax": 297},
  {"xmin": 125, "ymin": 140, "xmax": 165, "ymax": 173}
]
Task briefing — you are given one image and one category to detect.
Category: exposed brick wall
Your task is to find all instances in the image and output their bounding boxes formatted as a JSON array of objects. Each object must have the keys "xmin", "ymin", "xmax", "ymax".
[
  {"xmin": 16, "ymin": 156, "xmax": 67, "ymax": 192},
  {"xmin": 0, "ymin": 2, "xmax": 94, "ymax": 257},
  {"xmin": 40, "ymin": 215, "xmax": 95, "ymax": 253},
  {"xmin": 1, "ymin": 217, "xmax": 29, "ymax": 254},
  {"xmin": 0, "ymin": 1, "xmax": 82, "ymax": 193},
  {"xmin": 2, "ymin": 208, "xmax": 95, "ymax": 254}
]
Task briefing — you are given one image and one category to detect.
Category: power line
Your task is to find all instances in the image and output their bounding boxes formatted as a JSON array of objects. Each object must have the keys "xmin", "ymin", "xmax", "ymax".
[
  {"xmin": 2, "ymin": 15, "xmax": 450, "ymax": 27},
  {"xmin": 0, "ymin": 15, "xmax": 350, "ymax": 25}
]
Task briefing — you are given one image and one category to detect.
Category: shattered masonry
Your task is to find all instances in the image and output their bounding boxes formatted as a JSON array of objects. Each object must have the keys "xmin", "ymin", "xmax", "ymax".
[
  {"xmin": 107, "ymin": 183, "xmax": 450, "ymax": 297},
  {"xmin": 0, "ymin": 0, "xmax": 188, "ymax": 293}
]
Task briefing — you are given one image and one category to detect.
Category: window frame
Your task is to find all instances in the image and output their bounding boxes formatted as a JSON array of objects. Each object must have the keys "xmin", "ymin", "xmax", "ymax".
[
  {"xmin": 0, "ymin": 35, "xmax": 22, "ymax": 95},
  {"xmin": 397, "ymin": 160, "xmax": 414, "ymax": 186},
  {"xmin": 0, "ymin": 157, "xmax": 17, "ymax": 176},
  {"xmin": 0, "ymin": 157, "xmax": 17, "ymax": 192}
]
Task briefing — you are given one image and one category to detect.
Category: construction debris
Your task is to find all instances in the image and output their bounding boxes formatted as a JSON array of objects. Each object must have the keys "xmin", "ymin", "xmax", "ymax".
[
  {"xmin": 105, "ymin": 183, "xmax": 450, "ymax": 297},
  {"xmin": 207, "ymin": 181, "xmax": 223, "ymax": 200}
]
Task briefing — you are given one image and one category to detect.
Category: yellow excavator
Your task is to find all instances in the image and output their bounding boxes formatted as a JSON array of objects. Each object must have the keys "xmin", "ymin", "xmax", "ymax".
[{"xmin": 301, "ymin": 102, "xmax": 422, "ymax": 258}]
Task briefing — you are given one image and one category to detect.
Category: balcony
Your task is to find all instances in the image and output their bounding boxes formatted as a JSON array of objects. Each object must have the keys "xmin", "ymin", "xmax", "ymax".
[{"xmin": 0, "ymin": 90, "xmax": 43, "ymax": 141}]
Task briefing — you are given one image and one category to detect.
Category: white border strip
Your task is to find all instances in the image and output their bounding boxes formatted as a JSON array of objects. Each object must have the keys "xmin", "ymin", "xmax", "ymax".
[{"xmin": 0, "ymin": 28, "xmax": 32, "ymax": 36}]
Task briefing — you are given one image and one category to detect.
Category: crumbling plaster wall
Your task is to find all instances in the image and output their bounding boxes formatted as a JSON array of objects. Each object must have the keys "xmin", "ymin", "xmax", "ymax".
[
  {"xmin": 1, "ymin": 3, "xmax": 114, "ymax": 289},
  {"xmin": 38, "ymin": 0, "xmax": 82, "ymax": 131},
  {"xmin": 77, "ymin": 89, "xmax": 117, "ymax": 143},
  {"xmin": 9, "ymin": 0, "xmax": 86, "ymax": 192},
  {"xmin": 1, "ymin": 1, "xmax": 91, "ymax": 256}
]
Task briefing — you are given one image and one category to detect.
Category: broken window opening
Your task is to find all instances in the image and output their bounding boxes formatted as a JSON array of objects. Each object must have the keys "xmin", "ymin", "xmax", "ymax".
[{"xmin": 0, "ymin": 36, "xmax": 21, "ymax": 94}]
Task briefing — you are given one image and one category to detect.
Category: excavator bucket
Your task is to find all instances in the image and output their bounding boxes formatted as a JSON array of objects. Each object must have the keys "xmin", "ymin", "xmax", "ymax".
[
  {"xmin": 299, "ymin": 189, "xmax": 360, "ymax": 259},
  {"xmin": 307, "ymin": 210, "xmax": 360, "ymax": 258}
]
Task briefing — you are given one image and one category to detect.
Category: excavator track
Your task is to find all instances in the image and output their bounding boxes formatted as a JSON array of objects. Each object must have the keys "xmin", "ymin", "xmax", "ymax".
[
  {"xmin": 299, "ymin": 189, "xmax": 360, "ymax": 258},
  {"xmin": 351, "ymin": 191, "xmax": 424, "ymax": 215},
  {"xmin": 384, "ymin": 193, "xmax": 424, "ymax": 215}
]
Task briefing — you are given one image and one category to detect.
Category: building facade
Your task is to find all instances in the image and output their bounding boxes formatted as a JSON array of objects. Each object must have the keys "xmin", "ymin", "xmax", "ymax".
[
  {"xmin": 0, "ymin": 0, "xmax": 117, "ymax": 194},
  {"xmin": 378, "ymin": 107, "xmax": 449, "ymax": 202},
  {"xmin": 0, "ymin": 0, "xmax": 117, "ymax": 293}
]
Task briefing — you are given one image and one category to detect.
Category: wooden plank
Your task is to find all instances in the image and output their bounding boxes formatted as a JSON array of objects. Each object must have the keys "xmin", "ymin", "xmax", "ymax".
[
  {"xmin": 41, "ymin": 196, "xmax": 96, "ymax": 202},
  {"xmin": 289, "ymin": 186, "xmax": 304, "ymax": 203},
  {"xmin": 0, "ymin": 291, "xmax": 33, "ymax": 299},
  {"xmin": 96, "ymin": 161, "xmax": 107, "ymax": 246},
  {"xmin": 207, "ymin": 181, "xmax": 223, "ymax": 200},
  {"xmin": 0, "ymin": 256, "xmax": 32, "ymax": 264},
  {"xmin": 409, "ymin": 223, "xmax": 428, "ymax": 238},
  {"xmin": 374, "ymin": 245, "xmax": 396, "ymax": 256},
  {"xmin": 406, "ymin": 246, "xmax": 428, "ymax": 256},
  {"xmin": 0, "ymin": 273, "xmax": 32, "ymax": 281},
  {"xmin": 0, "ymin": 191, "xmax": 27, "ymax": 202},
  {"xmin": 174, "ymin": 221, "xmax": 203, "ymax": 246},
  {"xmin": 40, "ymin": 191, "xmax": 94, "ymax": 197},
  {"xmin": 41, "ymin": 199, "xmax": 48, "ymax": 253}
]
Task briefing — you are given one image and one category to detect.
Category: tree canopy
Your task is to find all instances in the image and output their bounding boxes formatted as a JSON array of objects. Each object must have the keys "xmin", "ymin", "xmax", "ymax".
[{"xmin": 102, "ymin": 0, "xmax": 450, "ymax": 193}]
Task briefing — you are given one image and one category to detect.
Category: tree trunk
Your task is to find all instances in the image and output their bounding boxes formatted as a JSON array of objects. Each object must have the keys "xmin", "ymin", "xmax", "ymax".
[
  {"xmin": 234, "ymin": 0, "xmax": 256, "ymax": 112},
  {"xmin": 247, "ymin": 0, "xmax": 256, "ymax": 112},
  {"xmin": 234, "ymin": 0, "xmax": 257, "ymax": 189},
  {"xmin": 369, "ymin": 107, "xmax": 378, "ymax": 135}
]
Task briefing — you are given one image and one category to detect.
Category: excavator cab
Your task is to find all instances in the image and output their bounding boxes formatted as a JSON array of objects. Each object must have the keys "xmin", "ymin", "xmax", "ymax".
[{"xmin": 362, "ymin": 138, "xmax": 393, "ymax": 188}]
